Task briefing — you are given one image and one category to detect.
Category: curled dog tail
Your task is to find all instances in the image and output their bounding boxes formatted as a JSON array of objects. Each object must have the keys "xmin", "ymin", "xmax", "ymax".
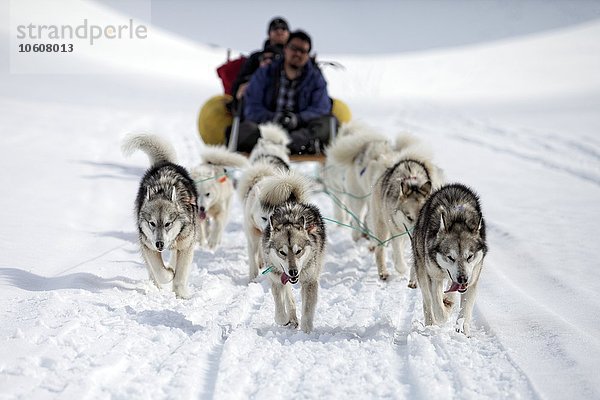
[
  {"xmin": 328, "ymin": 129, "xmax": 388, "ymax": 166},
  {"xmin": 258, "ymin": 122, "xmax": 291, "ymax": 146},
  {"xmin": 201, "ymin": 145, "xmax": 249, "ymax": 169},
  {"xmin": 237, "ymin": 163, "xmax": 279, "ymax": 201},
  {"xmin": 121, "ymin": 133, "xmax": 177, "ymax": 166},
  {"xmin": 259, "ymin": 171, "xmax": 311, "ymax": 208}
]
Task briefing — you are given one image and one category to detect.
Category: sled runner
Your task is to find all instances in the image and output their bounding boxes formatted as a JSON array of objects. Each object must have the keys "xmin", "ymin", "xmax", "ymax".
[{"xmin": 197, "ymin": 50, "xmax": 351, "ymax": 163}]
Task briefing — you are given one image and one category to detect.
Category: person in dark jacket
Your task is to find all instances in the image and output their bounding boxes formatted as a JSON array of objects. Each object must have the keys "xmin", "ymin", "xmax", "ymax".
[
  {"xmin": 230, "ymin": 17, "xmax": 290, "ymax": 108},
  {"xmin": 235, "ymin": 30, "xmax": 334, "ymax": 154}
]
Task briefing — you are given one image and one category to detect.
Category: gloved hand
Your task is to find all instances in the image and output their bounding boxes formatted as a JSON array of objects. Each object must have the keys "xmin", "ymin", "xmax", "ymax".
[{"xmin": 276, "ymin": 111, "xmax": 299, "ymax": 131}]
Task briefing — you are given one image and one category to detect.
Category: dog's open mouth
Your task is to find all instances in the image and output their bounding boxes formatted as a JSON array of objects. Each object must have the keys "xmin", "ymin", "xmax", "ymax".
[
  {"xmin": 445, "ymin": 281, "xmax": 468, "ymax": 293},
  {"xmin": 281, "ymin": 272, "xmax": 298, "ymax": 285}
]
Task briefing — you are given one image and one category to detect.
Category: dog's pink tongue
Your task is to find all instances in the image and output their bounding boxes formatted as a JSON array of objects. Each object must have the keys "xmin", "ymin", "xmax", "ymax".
[
  {"xmin": 445, "ymin": 282, "xmax": 464, "ymax": 293},
  {"xmin": 199, "ymin": 211, "xmax": 207, "ymax": 220},
  {"xmin": 281, "ymin": 272, "xmax": 290, "ymax": 285}
]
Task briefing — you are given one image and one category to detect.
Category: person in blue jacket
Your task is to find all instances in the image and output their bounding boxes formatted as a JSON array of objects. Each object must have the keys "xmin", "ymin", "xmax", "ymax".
[{"xmin": 234, "ymin": 30, "xmax": 334, "ymax": 154}]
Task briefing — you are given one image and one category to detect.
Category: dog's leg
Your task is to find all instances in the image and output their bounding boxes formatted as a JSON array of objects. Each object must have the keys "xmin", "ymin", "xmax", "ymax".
[
  {"xmin": 431, "ymin": 279, "xmax": 450, "ymax": 324},
  {"xmin": 172, "ymin": 245, "xmax": 194, "ymax": 299},
  {"xmin": 271, "ymin": 282, "xmax": 289, "ymax": 326},
  {"xmin": 457, "ymin": 264, "xmax": 483, "ymax": 336},
  {"xmin": 284, "ymin": 284, "xmax": 298, "ymax": 329},
  {"xmin": 391, "ymin": 235, "xmax": 408, "ymax": 278},
  {"xmin": 373, "ymin": 220, "xmax": 390, "ymax": 280},
  {"xmin": 408, "ymin": 264, "xmax": 418, "ymax": 289},
  {"xmin": 142, "ymin": 246, "xmax": 174, "ymax": 285},
  {"xmin": 209, "ymin": 196, "xmax": 230, "ymax": 250},
  {"xmin": 346, "ymin": 196, "xmax": 365, "ymax": 242},
  {"xmin": 457, "ymin": 282, "xmax": 478, "ymax": 337},
  {"xmin": 416, "ymin": 268, "xmax": 435, "ymax": 325},
  {"xmin": 197, "ymin": 219, "xmax": 207, "ymax": 247},
  {"xmin": 246, "ymin": 232, "xmax": 259, "ymax": 281},
  {"xmin": 300, "ymin": 280, "xmax": 318, "ymax": 333}
]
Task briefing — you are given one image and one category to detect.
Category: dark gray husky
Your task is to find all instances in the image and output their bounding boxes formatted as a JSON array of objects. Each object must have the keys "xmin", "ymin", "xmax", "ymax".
[
  {"xmin": 262, "ymin": 202, "xmax": 326, "ymax": 333},
  {"xmin": 412, "ymin": 183, "xmax": 487, "ymax": 336}
]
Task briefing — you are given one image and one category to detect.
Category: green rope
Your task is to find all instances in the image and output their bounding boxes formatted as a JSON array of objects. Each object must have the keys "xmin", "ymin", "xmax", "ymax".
[{"xmin": 319, "ymin": 180, "xmax": 414, "ymax": 247}]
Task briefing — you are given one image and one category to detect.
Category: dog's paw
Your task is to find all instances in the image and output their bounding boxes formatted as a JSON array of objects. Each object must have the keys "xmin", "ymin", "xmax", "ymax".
[
  {"xmin": 455, "ymin": 318, "xmax": 471, "ymax": 337},
  {"xmin": 300, "ymin": 319, "xmax": 313, "ymax": 333},
  {"xmin": 285, "ymin": 319, "xmax": 299, "ymax": 329},
  {"xmin": 156, "ymin": 267, "xmax": 175, "ymax": 284},
  {"xmin": 174, "ymin": 285, "xmax": 191, "ymax": 299},
  {"xmin": 379, "ymin": 272, "xmax": 389, "ymax": 281},
  {"xmin": 407, "ymin": 280, "xmax": 418, "ymax": 289},
  {"xmin": 207, "ymin": 238, "xmax": 219, "ymax": 250}
]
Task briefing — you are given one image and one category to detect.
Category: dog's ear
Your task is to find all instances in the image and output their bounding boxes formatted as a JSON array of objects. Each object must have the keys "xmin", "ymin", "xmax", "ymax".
[
  {"xmin": 439, "ymin": 211, "xmax": 448, "ymax": 232},
  {"xmin": 269, "ymin": 214, "xmax": 276, "ymax": 231},
  {"xmin": 419, "ymin": 181, "xmax": 432, "ymax": 196},
  {"xmin": 400, "ymin": 181, "xmax": 409, "ymax": 196},
  {"xmin": 475, "ymin": 216, "xmax": 483, "ymax": 233}
]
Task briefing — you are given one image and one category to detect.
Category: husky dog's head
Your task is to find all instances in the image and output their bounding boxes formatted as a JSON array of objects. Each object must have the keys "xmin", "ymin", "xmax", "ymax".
[
  {"xmin": 434, "ymin": 208, "xmax": 486, "ymax": 293},
  {"xmin": 391, "ymin": 160, "xmax": 433, "ymax": 227},
  {"xmin": 395, "ymin": 180, "xmax": 432, "ymax": 227},
  {"xmin": 191, "ymin": 164, "xmax": 228, "ymax": 220},
  {"xmin": 139, "ymin": 187, "xmax": 185, "ymax": 252},
  {"xmin": 267, "ymin": 205, "xmax": 316, "ymax": 284}
]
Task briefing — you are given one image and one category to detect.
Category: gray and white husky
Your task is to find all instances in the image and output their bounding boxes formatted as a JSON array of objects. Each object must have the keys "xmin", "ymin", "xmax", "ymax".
[
  {"xmin": 122, "ymin": 133, "xmax": 198, "ymax": 299},
  {"xmin": 249, "ymin": 122, "xmax": 291, "ymax": 171},
  {"xmin": 238, "ymin": 168, "xmax": 309, "ymax": 281},
  {"xmin": 262, "ymin": 201, "xmax": 326, "ymax": 333},
  {"xmin": 370, "ymin": 134, "xmax": 444, "ymax": 283},
  {"xmin": 327, "ymin": 123, "xmax": 395, "ymax": 242},
  {"xmin": 412, "ymin": 183, "xmax": 487, "ymax": 336},
  {"xmin": 190, "ymin": 146, "xmax": 248, "ymax": 250}
]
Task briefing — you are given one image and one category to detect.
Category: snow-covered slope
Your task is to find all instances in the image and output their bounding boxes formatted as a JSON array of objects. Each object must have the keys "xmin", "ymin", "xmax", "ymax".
[{"xmin": 1, "ymin": 2, "xmax": 599, "ymax": 399}]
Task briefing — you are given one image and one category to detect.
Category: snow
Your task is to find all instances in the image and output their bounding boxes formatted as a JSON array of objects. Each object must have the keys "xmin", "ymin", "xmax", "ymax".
[{"xmin": 1, "ymin": 1, "xmax": 599, "ymax": 399}]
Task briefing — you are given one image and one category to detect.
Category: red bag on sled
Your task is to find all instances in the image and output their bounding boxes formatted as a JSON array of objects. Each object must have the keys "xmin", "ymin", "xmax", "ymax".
[{"xmin": 216, "ymin": 56, "xmax": 247, "ymax": 96}]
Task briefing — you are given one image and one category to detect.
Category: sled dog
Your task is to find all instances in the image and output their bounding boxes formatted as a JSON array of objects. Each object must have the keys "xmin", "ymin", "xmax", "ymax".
[
  {"xmin": 328, "ymin": 123, "xmax": 395, "ymax": 242},
  {"xmin": 249, "ymin": 122, "xmax": 291, "ymax": 171},
  {"xmin": 263, "ymin": 201, "xmax": 326, "ymax": 333},
  {"xmin": 412, "ymin": 183, "xmax": 487, "ymax": 336},
  {"xmin": 320, "ymin": 121, "xmax": 363, "ymax": 225},
  {"xmin": 370, "ymin": 134, "xmax": 443, "ymax": 283},
  {"xmin": 190, "ymin": 146, "xmax": 248, "ymax": 250},
  {"xmin": 122, "ymin": 133, "xmax": 198, "ymax": 299}
]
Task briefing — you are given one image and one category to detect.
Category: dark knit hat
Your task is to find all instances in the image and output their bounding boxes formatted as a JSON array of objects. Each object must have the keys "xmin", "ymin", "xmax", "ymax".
[{"xmin": 268, "ymin": 17, "xmax": 289, "ymax": 33}]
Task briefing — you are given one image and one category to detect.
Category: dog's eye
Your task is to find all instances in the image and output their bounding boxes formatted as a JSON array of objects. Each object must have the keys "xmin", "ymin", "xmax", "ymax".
[
  {"xmin": 262, "ymin": 217, "xmax": 268, "ymax": 221},
  {"xmin": 279, "ymin": 250, "xmax": 287, "ymax": 257},
  {"xmin": 447, "ymin": 255, "xmax": 455, "ymax": 263},
  {"xmin": 406, "ymin": 216, "xmax": 414, "ymax": 223},
  {"xmin": 295, "ymin": 249, "xmax": 302, "ymax": 255},
  {"xmin": 205, "ymin": 193, "xmax": 210, "ymax": 197},
  {"xmin": 165, "ymin": 221, "xmax": 172, "ymax": 228},
  {"xmin": 149, "ymin": 221, "xmax": 156, "ymax": 228},
  {"xmin": 467, "ymin": 254, "xmax": 474, "ymax": 262}
]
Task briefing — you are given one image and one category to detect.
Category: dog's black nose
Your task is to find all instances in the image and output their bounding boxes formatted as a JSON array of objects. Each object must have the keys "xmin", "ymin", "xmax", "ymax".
[
  {"xmin": 457, "ymin": 275, "xmax": 468, "ymax": 285},
  {"xmin": 289, "ymin": 269, "xmax": 298, "ymax": 278},
  {"xmin": 156, "ymin": 241, "xmax": 164, "ymax": 251},
  {"xmin": 200, "ymin": 206, "xmax": 206, "ymax": 212}
]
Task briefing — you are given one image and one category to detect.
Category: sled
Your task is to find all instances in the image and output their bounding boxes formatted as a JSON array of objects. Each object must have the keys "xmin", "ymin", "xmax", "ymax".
[{"xmin": 197, "ymin": 50, "xmax": 352, "ymax": 163}]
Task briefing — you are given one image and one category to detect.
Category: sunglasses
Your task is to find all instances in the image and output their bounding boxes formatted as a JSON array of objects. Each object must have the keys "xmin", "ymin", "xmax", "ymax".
[{"xmin": 287, "ymin": 44, "xmax": 309, "ymax": 55}]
